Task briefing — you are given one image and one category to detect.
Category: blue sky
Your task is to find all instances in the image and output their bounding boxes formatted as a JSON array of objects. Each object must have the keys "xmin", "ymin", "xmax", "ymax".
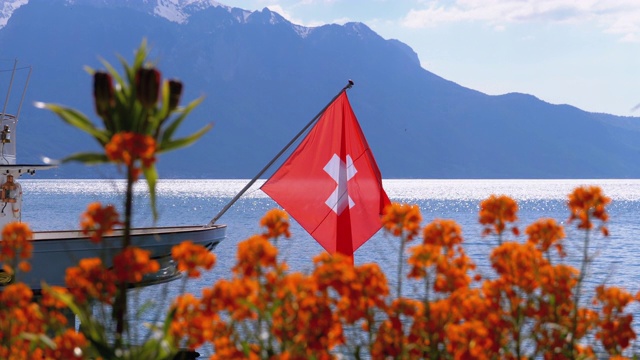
[{"xmin": 232, "ymin": 0, "xmax": 640, "ymax": 117}]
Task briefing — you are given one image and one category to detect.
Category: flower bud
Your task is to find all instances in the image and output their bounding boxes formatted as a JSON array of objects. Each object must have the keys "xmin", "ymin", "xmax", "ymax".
[
  {"xmin": 135, "ymin": 68, "xmax": 161, "ymax": 109},
  {"xmin": 93, "ymin": 72, "xmax": 114, "ymax": 119},
  {"xmin": 168, "ymin": 80, "xmax": 183, "ymax": 111}
]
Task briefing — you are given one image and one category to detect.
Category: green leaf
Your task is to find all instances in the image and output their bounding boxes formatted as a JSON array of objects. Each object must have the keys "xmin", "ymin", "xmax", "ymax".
[
  {"xmin": 100, "ymin": 57, "xmax": 125, "ymax": 87},
  {"xmin": 43, "ymin": 104, "xmax": 109, "ymax": 144},
  {"xmin": 156, "ymin": 81, "xmax": 171, "ymax": 122},
  {"xmin": 133, "ymin": 38, "xmax": 149, "ymax": 70},
  {"xmin": 62, "ymin": 152, "xmax": 109, "ymax": 164},
  {"xmin": 134, "ymin": 337, "xmax": 175, "ymax": 360},
  {"xmin": 40, "ymin": 283, "xmax": 113, "ymax": 358},
  {"xmin": 158, "ymin": 124, "xmax": 212, "ymax": 154},
  {"xmin": 83, "ymin": 65, "xmax": 96, "ymax": 75},
  {"xmin": 20, "ymin": 332, "xmax": 56, "ymax": 350},
  {"xmin": 162, "ymin": 307, "xmax": 177, "ymax": 337},
  {"xmin": 160, "ymin": 97, "xmax": 203, "ymax": 143}
]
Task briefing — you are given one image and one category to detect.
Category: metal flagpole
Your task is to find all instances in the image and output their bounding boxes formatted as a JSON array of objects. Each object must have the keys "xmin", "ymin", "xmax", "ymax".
[{"xmin": 206, "ymin": 80, "xmax": 354, "ymax": 227}]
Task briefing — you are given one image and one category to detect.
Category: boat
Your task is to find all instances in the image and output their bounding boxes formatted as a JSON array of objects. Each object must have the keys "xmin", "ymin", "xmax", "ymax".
[{"xmin": 0, "ymin": 61, "xmax": 226, "ymax": 291}]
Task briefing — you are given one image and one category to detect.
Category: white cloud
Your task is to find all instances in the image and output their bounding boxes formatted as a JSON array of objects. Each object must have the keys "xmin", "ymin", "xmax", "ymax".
[
  {"xmin": 330, "ymin": 16, "xmax": 351, "ymax": 25},
  {"xmin": 264, "ymin": 4, "xmax": 291, "ymax": 18},
  {"xmin": 401, "ymin": 0, "xmax": 640, "ymax": 42},
  {"xmin": 263, "ymin": 2, "xmax": 346, "ymax": 27},
  {"xmin": 263, "ymin": 4, "xmax": 311, "ymax": 25},
  {"xmin": 0, "ymin": 0, "xmax": 28, "ymax": 28}
]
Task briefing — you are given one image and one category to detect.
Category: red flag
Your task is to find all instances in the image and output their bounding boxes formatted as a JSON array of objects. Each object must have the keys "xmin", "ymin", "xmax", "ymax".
[{"xmin": 261, "ymin": 91, "xmax": 390, "ymax": 260}]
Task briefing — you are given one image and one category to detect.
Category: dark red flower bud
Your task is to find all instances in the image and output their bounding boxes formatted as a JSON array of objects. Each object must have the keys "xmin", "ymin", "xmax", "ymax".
[
  {"xmin": 135, "ymin": 68, "xmax": 161, "ymax": 109},
  {"xmin": 93, "ymin": 71, "xmax": 114, "ymax": 118},
  {"xmin": 168, "ymin": 79, "xmax": 183, "ymax": 111}
]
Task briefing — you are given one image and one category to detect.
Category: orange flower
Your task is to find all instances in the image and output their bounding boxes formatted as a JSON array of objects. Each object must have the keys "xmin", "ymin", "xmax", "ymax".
[
  {"xmin": 422, "ymin": 219, "xmax": 463, "ymax": 249},
  {"xmin": 0, "ymin": 222, "xmax": 33, "ymax": 273},
  {"xmin": 0, "ymin": 298, "xmax": 49, "ymax": 359},
  {"xmin": 371, "ymin": 298, "xmax": 420, "ymax": 359},
  {"xmin": 46, "ymin": 329, "xmax": 88, "ymax": 359},
  {"xmin": 112, "ymin": 247, "xmax": 160, "ymax": 283},
  {"xmin": 169, "ymin": 293, "xmax": 212, "ymax": 349},
  {"xmin": 0, "ymin": 282, "xmax": 33, "ymax": 308},
  {"xmin": 594, "ymin": 285, "xmax": 636, "ymax": 355},
  {"xmin": 432, "ymin": 251, "xmax": 475, "ymax": 293},
  {"xmin": 479, "ymin": 194, "xmax": 519, "ymax": 237},
  {"xmin": 446, "ymin": 320, "xmax": 493, "ymax": 360},
  {"xmin": 80, "ymin": 202, "xmax": 121, "ymax": 243},
  {"xmin": 490, "ymin": 241, "xmax": 547, "ymax": 293},
  {"xmin": 65, "ymin": 257, "xmax": 117, "ymax": 304},
  {"xmin": 201, "ymin": 277, "xmax": 259, "ymax": 321},
  {"xmin": 408, "ymin": 219, "xmax": 475, "ymax": 292},
  {"xmin": 407, "ymin": 243, "xmax": 441, "ymax": 278},
  {"xmin": 382, "ymin": 202, "xmax": 422, "ymax": 241},
  {"xmin": 260, "ymin": 208, "xmax": 291, "ymax": 239},
  {"xmin": 313, "ymin": 253, "xmax": 388, "ymax": 325},
  {"xmin": 105, "ymin": 131, "xmax": 156, "ymax": 169},
  {"xmin": 233, "ymin": 235, "xmax": 278, "ymax": 277},
  {"xmin": 171, "ymin": 240, "xmax": 216, "ymax": 278},
  {"xmin": 538, "ymin": 263, "xmax": 578, "ymax": 304},
  {"xmin": 567, "ymin": 185, "xmax": 610, "ymax": 235},
  {"xmin": 312, "ymin": 252, "xmax": 357, "ymax": 295},
  {"xmin": 271, "ymin": 272, "xmax": 344, "ymax": 355},
  {"xmin": 40, "ymin": 286, "xmax": 70, "ymax": 309},
  {"xmin": 525, "ymin": 218, "xmax": 566, "ymax": 257},
  {"xmin": 406, "ymin": 298, "xmax": 457, "ymax": 357}
]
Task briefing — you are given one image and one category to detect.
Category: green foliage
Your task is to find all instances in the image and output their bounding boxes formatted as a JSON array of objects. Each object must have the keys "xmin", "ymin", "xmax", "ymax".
[{"xmin": 37, "ymin": 39, "xmax": 211, "ymax": 219}]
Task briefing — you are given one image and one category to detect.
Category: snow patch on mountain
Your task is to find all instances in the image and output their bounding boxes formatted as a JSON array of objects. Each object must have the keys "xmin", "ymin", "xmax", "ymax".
[
  {"xmin": 292, "ymin": 24, "xmax": 313, "ymax": 38},
  {"xmin": 153, "ymin": 0, "xmax": 229, "ymax": 24},
  {"xmin": 0, "ymin": 0, "xmax": 325, "ymax": 40},
  {"xmin": 154, "ymin": 0, "xmax": 187, "ymax": 23}
]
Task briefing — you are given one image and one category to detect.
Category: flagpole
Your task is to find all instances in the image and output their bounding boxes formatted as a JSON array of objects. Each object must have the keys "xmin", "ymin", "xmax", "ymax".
[{"xmin": 206, "ymin": 80, "xmax": 354, "ymax": 227}]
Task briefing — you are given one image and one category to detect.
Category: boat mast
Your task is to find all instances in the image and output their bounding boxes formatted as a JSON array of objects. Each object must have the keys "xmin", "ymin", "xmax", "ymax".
[
  {"xmin": 0, "ymin": 59, "xmax": 18, "ymax": 123},
  {"xmin": 14, "ymin": 65, "xmax": 32, "ymax": 123},
  {"xmin": 206, "ymin": 80, "xmax": 355, "ymax": 227}
]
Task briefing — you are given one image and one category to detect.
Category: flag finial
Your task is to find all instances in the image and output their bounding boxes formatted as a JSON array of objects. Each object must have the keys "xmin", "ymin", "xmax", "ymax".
[{"xmin": 346, "ymin": 79, "xmax": 354, "ymax": 90}]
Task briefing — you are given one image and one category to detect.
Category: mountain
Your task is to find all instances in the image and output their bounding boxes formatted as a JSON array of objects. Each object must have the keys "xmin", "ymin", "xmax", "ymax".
[{"xmin": 1, "ymin": 0, "xmax": 639, "ymax": 179}]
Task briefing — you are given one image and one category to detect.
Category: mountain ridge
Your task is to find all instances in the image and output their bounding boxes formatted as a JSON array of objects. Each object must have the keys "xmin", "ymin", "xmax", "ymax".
[{"xmin": 0, "ymin": 0, "xmax": 639, "ymax": 179}]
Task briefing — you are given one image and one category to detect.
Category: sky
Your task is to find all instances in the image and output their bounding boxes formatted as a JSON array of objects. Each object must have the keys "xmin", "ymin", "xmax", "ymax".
[{"xmin": 231, "ymin": 0, "xmax": 640, "ymax": 117}]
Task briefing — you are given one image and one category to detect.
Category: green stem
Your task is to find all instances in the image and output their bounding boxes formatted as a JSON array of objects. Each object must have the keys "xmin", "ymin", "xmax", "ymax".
[
  {"xmin": 396, "ymin": 235, "xmax": 406, "ymax": 299},
  {"xmin": 570, "ymin": 226, "xmax": 591, "ymax": 355},
  {"xmin": 114, "ymin": 165, "xmax": 134, "ymax": 347}
]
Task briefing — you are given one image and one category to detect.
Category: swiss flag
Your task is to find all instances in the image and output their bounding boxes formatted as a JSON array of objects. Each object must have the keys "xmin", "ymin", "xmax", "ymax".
[{"xmin": 261, "ymin": 91, "xmax": 390, "ymax": 260}]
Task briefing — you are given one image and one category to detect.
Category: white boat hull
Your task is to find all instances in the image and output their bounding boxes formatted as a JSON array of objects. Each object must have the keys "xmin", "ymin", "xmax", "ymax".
[{"xmin": 3, "ymin": 224, "xmax": 227, "ymax": 290}]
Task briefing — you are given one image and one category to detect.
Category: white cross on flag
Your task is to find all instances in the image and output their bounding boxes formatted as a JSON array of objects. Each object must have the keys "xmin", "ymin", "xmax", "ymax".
[{"xmin": 261, "ymin": 91, "xmax": 390, "ymax": 261}]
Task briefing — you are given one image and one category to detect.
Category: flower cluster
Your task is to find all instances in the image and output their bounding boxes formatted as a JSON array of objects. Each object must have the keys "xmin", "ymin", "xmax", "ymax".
[
  {"xmin": 260, "ymin": 208, "xmax": 291, "ymax": 239},
  {"xmin": 172, "ymin": 241, "xmax": 216, "ymax": 278},
  {"xmin": 568, "ymin": 185, "xmax": 611, "ymax": 235},
  {"xmin": 381, "ymin": 202, "xmax": 422, "ymax": 241},
  {"xmin": 112, "ymin": 247, "xmax": 160, "ymax": 283},
  {"xmin": 0, "ymin": 263, "xmax": 88, "ymax": 359},
  {"xmin": 0, "ymin": 222, "xmax": 33, "ymax": 273},
  {"xmin": 479, "ymin": 194, "xmax": 519, "ymax": 241},
  {"xmin": 105, "ymin": 132, "xmax": 156, "ymax": 179},
  {"xmin": 80, "ymin": 202, "xmax": 121, "ymax": 243},
  {"xmin": 65, "ymin": 258, "xmax": 118, "ymax": 305},
  {"xmin": 156, "ymin": 185, "xmax": 639, "ymax": 359}
]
